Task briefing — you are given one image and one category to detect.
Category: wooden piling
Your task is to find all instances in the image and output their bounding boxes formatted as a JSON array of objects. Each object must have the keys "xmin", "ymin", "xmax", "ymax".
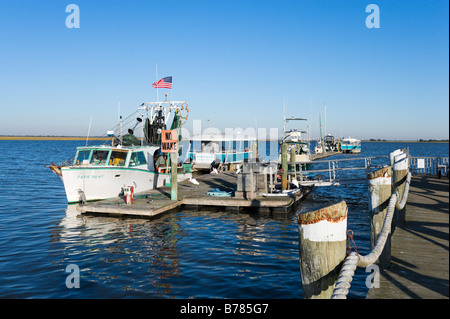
[
  {"xmin": 393, "ymin": 150, "xmax": 408, "ymax": 226},
  {"xmin": 297, "ymin": 201, "xmax": 348, "ymax": 299},
  {"xmin": 281, "ymin": 143, "xmax": 287, "ymax": 190},
  {"xmin": 251, "ymin": 140, "xmax": 258, "ymax": 159},
  {"xmin": 367, "ymin": 166, "xmax": 392, "ymax": 268}
]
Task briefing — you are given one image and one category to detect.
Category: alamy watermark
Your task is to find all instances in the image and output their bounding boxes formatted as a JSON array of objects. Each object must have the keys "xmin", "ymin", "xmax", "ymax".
[
  {"xmin": 365, "ymin": 4, "xmax": 380, "ymax": 29},
  {"xmin": 65, "ymin": 4, "xmax": 379, "ymax": 30},
  {"xmin": 65, "ymin": 4, "xmax": 80, "ymax": 29},
  {"xmin": 365, "ymin": 264, "xmax": 380, "ymax": 288},
  {"xmin": 65, "ymin": 264, "xmax": 80, "ymax": 288}
]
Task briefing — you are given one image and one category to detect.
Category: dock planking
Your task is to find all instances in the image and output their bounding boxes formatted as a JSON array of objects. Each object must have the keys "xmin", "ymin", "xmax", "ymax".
[
  {"xmin": 77, "ymin": 171, "xmax": 311, "ymax": 217},
  {"xmin": 366, "ymin": 175, "xmax": 449, "ymax": 299}
]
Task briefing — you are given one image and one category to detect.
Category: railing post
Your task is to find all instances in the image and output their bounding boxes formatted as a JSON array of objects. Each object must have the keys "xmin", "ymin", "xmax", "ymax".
[
  {"xmin": 297, "ymin": 201, "xmax": 348, "ymax": 299},
  {"xmin": 367, "ymin": 166, "xmax": 392, "ymax": 269},
  {"xmin": 393, "ymin": 150, "xmax": 408, "ymax": 226}
]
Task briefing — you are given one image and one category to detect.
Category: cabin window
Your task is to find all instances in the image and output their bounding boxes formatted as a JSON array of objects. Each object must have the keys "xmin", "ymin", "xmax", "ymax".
[
  {"xmin": 109, "ymin": 150, "xmax": 128, "ymax": 166},
  {"xmin": 90, "ymin": 150, "xmax": 109, "ymax": 165},
  {"xmin": 75, "ymin": 150, "xmax": 91, "ymax": 165},
  {"xmin": 130, "ymin": 151, "xmax": 147, "ymax": 166}
]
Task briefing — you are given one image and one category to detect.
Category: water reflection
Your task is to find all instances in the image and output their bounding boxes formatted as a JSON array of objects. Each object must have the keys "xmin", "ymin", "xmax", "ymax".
[
  {"xmin": 51, "ymin": 205, "xmax": 304, "ymax": 298},
  {"xmin": 52, "ymin": 206, "xmax": 183, "ymax": 297}
]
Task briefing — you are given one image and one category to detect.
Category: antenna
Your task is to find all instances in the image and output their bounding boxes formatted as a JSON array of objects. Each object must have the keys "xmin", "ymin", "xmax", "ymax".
[{"xmin": 86, "ymin": 115, "xmax": 93, "ymax": 146}]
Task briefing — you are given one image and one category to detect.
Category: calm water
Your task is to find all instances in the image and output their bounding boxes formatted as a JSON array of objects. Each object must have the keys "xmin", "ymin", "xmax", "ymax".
[{"xmin": 0, "ymin": 140, "xmax": 448, "ymax": 299}]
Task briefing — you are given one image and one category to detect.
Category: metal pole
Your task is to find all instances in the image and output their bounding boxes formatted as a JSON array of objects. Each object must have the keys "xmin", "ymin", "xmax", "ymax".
[
  {"xmin": 281, "ymin": 143, "xmax": 288, "ymax": 190},
  {"xmin": 171, "ymin": 146, "xmax": 178, "ymax": 201}
]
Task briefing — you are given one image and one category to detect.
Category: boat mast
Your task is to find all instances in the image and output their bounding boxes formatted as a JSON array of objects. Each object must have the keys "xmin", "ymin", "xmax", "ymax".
[{"xmin": 319, "ymin": 104, "xmax": 325, "ymax": 152}]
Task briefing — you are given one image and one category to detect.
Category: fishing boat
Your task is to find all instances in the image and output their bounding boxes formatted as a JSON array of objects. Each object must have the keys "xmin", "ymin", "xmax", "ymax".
[
  {"xmin": 324, "ymin": 134, "xmax": 340, "ymax": 152},
  {"xmin": 187, "ymin": 132, "xmax": 256, "ymax": 171},
  {"xmin": 341, "ymin": 137, "xmax": 361, "ymax": 154},
  {"xmin": 279, "ymin": 116, "xmax": 311, "ymax": 163},
  {"xmin": 49, "ymin": 100, "xmax": 193, "ymax": 203}
]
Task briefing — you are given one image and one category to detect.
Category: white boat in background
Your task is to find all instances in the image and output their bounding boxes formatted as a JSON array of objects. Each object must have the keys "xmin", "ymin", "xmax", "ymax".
[
  {"xmin": 279, "ymin": 116, "xmax": 311, "ymax": 163},
  {"xmin": 49, "ymin": 100, "xmax": 192, "ymax": 203},
  {"xmin": 341, "ymin": 137, "xmax": 361, "ymax": 154},
  {"xmin": 316, "ymin": 134, "xmax": 339, "ymax": 154},
  {"xmin": 188, "ymin": 132, "xmax": 256, "ymax": 171},
  {"xmin": 324, "ymin": 134, "xmax": 339, "ymax": 152},
  {"xmin": 314, "ymin": 143, "xmax": 324, "ymax": 154}
]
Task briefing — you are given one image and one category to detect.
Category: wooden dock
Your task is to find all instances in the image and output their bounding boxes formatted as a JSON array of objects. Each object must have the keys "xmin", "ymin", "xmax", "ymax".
[
  {"xmin": 366, "ymin": 175, "xmax": 449, "ymax": 299},
  {"xmin": 77, "ymin": 172, "xmax": 311, "ymax": 217},
  {"xmin": 310, "ymin": 151, "xmax": 341, "ymax": 161}
]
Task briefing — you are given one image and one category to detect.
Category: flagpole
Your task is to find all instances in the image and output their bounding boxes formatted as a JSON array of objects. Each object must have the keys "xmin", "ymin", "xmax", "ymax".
[{"xmin": 156, "ymin": 64, "xmax": 159, "ymax": 102}]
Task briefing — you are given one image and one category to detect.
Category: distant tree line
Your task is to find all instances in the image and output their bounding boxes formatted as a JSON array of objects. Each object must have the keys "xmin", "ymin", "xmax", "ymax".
[
  {"xmin": 417, "ymin": 139, "xmax": 449, "ymax": 142},
  {"xmin": 366, "ymin": 138, "xmax": 449, "ymax": 142}
]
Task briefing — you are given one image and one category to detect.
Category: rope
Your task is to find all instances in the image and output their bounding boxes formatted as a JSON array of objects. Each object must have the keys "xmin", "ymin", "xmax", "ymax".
[
  {"xmin": 356, "ymin": 193, "xmax": 398, "ymax": 267},
  {"xmin": 395, "ymin": 172, "xmax": 411, "ymax": 210},
  {"xmin": 331, "ymin": 171, "xmax": 412, "ymax": 299},
  {"xmin": 331, "ymin": 252, "xmax": 359, "ymax": 299}
]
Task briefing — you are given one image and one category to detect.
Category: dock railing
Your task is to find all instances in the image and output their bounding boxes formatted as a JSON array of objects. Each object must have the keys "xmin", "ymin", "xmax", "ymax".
[
  {"xmin": 286, "ymin": 156, "xmax": 390, "ymax": 187},
  {"xmin": 409, "ymin": 156, "xmax": 449, "ymax": 178},
  {"xmin": 284, "ymin": 154, "xmax": 448, "ymax": 188},
  {"xmin": 297, "ymin": 148, "xmax": 412, "ymax": 299}
]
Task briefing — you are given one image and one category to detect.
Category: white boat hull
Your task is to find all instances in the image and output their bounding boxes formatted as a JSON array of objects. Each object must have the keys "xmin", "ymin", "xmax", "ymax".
[
  {"xmin": 61, "ymin": 166, "xmax": 191, "ymax": 203},
  {"xmin": 343, "ymin": 148, "xmax": 361, "ymax": 154}
]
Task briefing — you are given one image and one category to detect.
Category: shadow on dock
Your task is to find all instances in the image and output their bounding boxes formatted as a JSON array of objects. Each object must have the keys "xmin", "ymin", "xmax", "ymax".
[{"xmin": 366, "ymin": 176, "xmax": 449, "ymax": 299}]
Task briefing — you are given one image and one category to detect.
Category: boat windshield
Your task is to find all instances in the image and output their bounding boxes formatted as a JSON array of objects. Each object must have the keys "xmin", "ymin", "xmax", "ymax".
[
  {"xmin": 109, "ymin": 150, "xmax": 128, "ymax": 166},
  {"xmin": 129, "ymin": 151, "xmax": 147, "ymax": 166},
  {"xmin": 73, "ymin": 148, "xmax": 129, "ymax": 166},
  {"xmin": 90, "ymin": 150, "xmax": 109, "ymax": 165},
  {"xmin": 75, "ymin": 150, "xmax": 91, "ymax": 164},
  {"xmin": 343, "ymin": 140, "xmax": 359, "ymax": 146}
]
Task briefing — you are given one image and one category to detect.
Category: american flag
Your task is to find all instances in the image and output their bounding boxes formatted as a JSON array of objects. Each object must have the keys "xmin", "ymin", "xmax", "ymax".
[{"xmin": 152, "ymin": 76, "xmax": 172, "ymax": 89}]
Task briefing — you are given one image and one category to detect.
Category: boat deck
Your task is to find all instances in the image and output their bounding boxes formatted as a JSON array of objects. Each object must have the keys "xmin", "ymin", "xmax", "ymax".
[{"xmin": 77, "ymin": 172, "xmax": 311, "ymax": 218}]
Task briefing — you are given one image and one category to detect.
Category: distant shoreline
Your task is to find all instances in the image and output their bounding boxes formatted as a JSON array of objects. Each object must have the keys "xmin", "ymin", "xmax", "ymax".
[
  {"xmin": 361, "ymin": 140, "xmax": 449, "ymax": 143},
  {"xmin": 0, "ymin": 136, "xmax": 109, "ymax": 141},
  {"xmin": 0, "ymin": 136, "xmax": 448, "ymax": 143}
]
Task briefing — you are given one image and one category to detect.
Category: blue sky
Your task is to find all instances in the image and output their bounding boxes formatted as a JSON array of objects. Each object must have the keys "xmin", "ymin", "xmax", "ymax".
[{"xmin": 0, "ymin": 0, "xmax": 448, "ymax": 140}]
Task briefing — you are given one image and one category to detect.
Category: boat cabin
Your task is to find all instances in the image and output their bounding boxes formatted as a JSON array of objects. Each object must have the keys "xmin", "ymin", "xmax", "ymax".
[
  {"xmin": 188, "ymin": 133, "xmax": 256, "ymax": 170},
  {"xmin": 73, "ymin": 146, "xmax": 155, "ymax": 170}
]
